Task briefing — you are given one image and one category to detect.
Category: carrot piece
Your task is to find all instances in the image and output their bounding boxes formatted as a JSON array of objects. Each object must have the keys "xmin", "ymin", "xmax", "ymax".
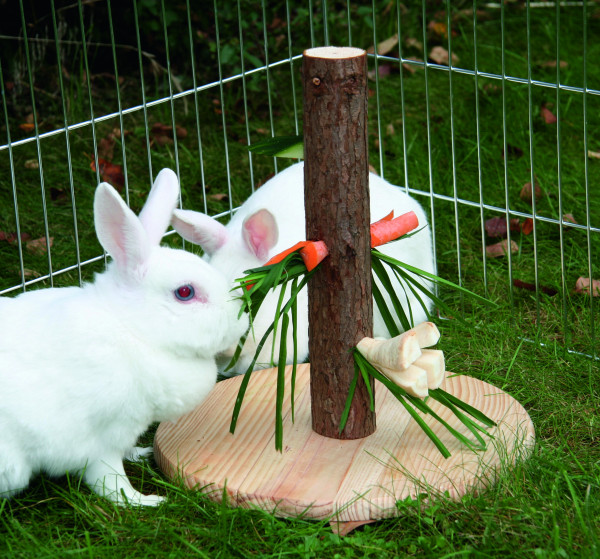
[
  {"xmin": 299, "ymin": 240, "xmax": 329, "ymax": 271},
  {"xmin": 370, "ymin": 210, "xmax": 419, "ymax": 248},
  {"xmin": 263, "ymin": 241, "xmax": 310, "ymax": 267},
  {"xmin": 371, "ymin": 210, "xmax": 394, "ymax": 226}
]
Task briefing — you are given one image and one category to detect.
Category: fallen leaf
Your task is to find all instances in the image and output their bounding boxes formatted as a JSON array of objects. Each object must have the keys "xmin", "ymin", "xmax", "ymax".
[
  {"xmin": 486, "ymin": 239, "xmax": 518, "ymax": 258},
  {"xmin": 0, "ymin": 231, "xmax": 31, "ymax": 244},
  {"xmin": 367, "ymin": 33, "xmax": 399, "ymax": 56},
  {"xmin": 429, "ymin": 45, "xmax": 459, "ymax": 66},
  {"xmin": 22, "ymin": 268, "xmax": 41, "ymax": 279},
  {"xmin": 485, "ymin": 216, "xmax": 522, "ymax": 238},
  {"xmin": 562, "ymin": 213, "xmax": 577, "ymax": 225},
  {"xmin": 503, "ymin": 144, "xmax": 524, "ymax": 159},
  {"xmin": 404, "ymin": 37, "xmax": 423, "ymax": 51},
  {"xmin": 90, "ymin": 158, "xmax": 125, "ymax": 190},
  {"xmin": 26, "ymin": 236, "xmax": 53, "ymax": 256},
  {"xmin": 24, "ymin": 159, "xmax": 39, "ymax": 169},
  {"xmin": 150, "ymin": 122, "xmax": 188, "ymax": 147},
  {"xmin": 386, "ymin": 123, "xmax": 395, "ymax": 136},
  {"xmin": 521, "ymin": 217, "xmax": 534, "ymax": 235},
  {"xmin": 368, "ymin": 64, "xmax": 392, "ymax": 80},
  {"xmin": 98, "ymin": 136, "xmax": 115, "ymax": 160},
  {"xmin": 19, "ymin": 123, "xmax": 35, "ymax": 132},
  {"xmin": 587, "ymin": 149, "xmax": 600, "ymax": 159},
  {"xmin": 574, "ymin": 277, "xmax": 600, "ymax": 297},
  {"xmin": 428, "ymin": 20, "xmax": 448, "ymax": 39},
  {"xmin": 402, "ymin": 56, "xmax": 423, "ymax": 74},
  {"xmin": 208, "ymin": 193, "xmax": 228, "ymax": 201},
  {"xmin": 540, "ymin": 103, "xmax": 557, "ymax": 124},
  {"xmin": 50, "ymin": 187, "xmax": 67, "ymax": 202},
  {"xmin": 520, "ymin": 181, "xmax": 542, "ymax": 204},
  {"xmin": 482, "ymin": 82, "xmax": 501, "ymax": 95},
  {"xmin": 539, "ymin": 60, "xmax": 568, "ymax": 69},
  {"xmin": 485, "ymin": 217, "xmax": 507, "ymax": 238},
  {"xmin": 513, "ymin": 279, "xmax": 558, "ymax": 296}
]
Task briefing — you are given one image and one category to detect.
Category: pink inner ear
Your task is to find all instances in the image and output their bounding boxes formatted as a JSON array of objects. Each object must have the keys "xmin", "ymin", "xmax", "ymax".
[{"xmin": 242, "ymin": 209, "xmax": 278, "ymax": 261}]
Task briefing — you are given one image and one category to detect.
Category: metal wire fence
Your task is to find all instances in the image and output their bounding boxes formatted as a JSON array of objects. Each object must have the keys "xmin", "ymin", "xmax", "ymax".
[{"xmin": 1, "ymin": 1, "xmax": 598, "ymax": 357}]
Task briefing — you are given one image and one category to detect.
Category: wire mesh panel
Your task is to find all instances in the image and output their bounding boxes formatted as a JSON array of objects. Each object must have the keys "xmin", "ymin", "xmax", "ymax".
[{"xmin": 1, "ymin": 1, "xmax": 598, "ymax": 357}]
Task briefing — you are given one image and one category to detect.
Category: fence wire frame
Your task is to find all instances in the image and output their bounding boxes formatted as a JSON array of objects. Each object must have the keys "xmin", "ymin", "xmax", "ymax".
[{"xmin": 1, "ymin": 3, "xmax": 597, "ymax": 358}]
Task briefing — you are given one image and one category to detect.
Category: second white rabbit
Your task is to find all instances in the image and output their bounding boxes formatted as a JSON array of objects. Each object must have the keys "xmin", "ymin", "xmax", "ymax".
[{"xmin": 171, "ymin": 162, "xmax": 435, "ymax": 376}]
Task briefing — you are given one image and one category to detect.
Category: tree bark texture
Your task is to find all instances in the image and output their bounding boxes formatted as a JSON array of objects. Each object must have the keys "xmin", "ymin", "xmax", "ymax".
[{"xmin": 302, "ymin": 47, "xmax": 375, "ymax": 440}]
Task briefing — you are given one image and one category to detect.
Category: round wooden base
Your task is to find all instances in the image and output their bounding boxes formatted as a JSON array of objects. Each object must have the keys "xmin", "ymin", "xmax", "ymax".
[{"xmin": 154, "ymin": 365, "xmax": 534, "ymax": 532}]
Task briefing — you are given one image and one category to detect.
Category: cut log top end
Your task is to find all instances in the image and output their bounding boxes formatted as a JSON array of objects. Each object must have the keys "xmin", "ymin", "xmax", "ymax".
[{"xmin": 304, "ymin": 46, "xmax": 365, "ymax": 60}]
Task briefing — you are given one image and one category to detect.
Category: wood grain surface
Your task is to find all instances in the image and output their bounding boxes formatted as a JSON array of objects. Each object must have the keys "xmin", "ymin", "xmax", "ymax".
[{"xmin": 154, "ymin": 365, "xmax": 535, "ymax": 522}]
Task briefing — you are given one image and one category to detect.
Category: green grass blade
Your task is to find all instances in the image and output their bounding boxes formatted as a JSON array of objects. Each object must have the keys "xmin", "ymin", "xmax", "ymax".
[
  {"xmin": 275, "ymin": 313, "xmax": 289, "ymax": 452},
  {"xmin": 428, "ymin": 392, "xmax": 488, "ymax": 447},
  {"xmin": 290, "ymin": 278, "xmax": 298, "ymax": 423},
  {"xmin": 339, "ymin": 359, "xmax": 361, "ymax": 434},
  {"xmin": 371, "ymin": 272, "xmax": 401, "ymax": 338},
  {"xmin": 247, "ymin": 135, "xmax": 304, "ymax": 158},
  {"xmin": 269, "ymin": 279, "xmax": 289, "ymax": 366},
  {"xmin": 431, "ymin": 388, "xmax": 498, "ymax": 428},
  {"xmin": 353, "ymin": 351, "xmax": 452, "ymax": 458},
  {"xmin": 371, "ymin": 254, "xmax": 412, "ymax": 332},
  {"xmin": 229, "ymin": 369, "xmax": 255, "ymax": 434},
  {"xmin": 358, "ymin": 359, "xmax": 376, "ymax": 412},
  {"xmin": 373, "ymin": 250, "xmax": 496, "ymax": 307}
]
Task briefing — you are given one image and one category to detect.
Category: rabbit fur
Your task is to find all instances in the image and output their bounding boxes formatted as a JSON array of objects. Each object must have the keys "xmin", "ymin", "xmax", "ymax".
[
  {"xmin": 171, "ymin": 162, "xmax": 435, "ymax": 376},
  {"xmin": 0, "ymin": 169, "xmax": 248, "ymax": 505}
]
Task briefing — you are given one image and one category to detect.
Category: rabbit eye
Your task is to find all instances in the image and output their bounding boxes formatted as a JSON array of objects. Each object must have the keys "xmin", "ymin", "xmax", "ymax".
[{"xmin": 174, "ymin": 284, "xmax": 195, "ymax": 301}]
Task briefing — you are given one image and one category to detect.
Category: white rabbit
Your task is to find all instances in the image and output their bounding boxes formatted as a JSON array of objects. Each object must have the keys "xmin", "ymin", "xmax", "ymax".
[
  {"xmin": 171, "ymin": 161, "xmax": 435, "ymax": 376},
  {"xmin": 0, "ymin": 169, "xmax": 248, "ymax": 505}
]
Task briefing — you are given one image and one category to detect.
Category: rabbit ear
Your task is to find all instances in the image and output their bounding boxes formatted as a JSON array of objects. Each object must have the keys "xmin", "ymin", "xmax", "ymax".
[
  {"xmin": 138, "ymin": 168, "xmax": 180, "ymax": 245},
  {"xmin": 171, "ymin": 209, "xmax": 229, "ymax": 256},
  {"xmin": 94, "ymin": 182, "xmax": 151, "ymax": 275},
  {"xmin": 242, "ymin": 209, "xmax": 278, "ymax": 261}
]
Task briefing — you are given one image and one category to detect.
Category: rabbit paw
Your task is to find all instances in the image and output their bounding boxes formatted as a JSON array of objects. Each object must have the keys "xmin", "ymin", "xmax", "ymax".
[
  {"xmin": 124, "ymin": 447, "xmax": 153, "ymax": 462},
  {"xmin": 132, "ymin": 493, "xmax": 166, "ymax": 507}
]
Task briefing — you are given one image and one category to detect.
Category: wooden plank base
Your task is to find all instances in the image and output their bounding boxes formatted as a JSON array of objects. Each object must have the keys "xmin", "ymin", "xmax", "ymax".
[{"xmin": 154, "ymin": 365, "xmax": 534, "ymax": 524}]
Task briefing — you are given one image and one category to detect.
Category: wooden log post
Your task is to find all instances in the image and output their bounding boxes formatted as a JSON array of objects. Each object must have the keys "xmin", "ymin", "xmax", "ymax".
[{"xmin": 302, "ymin": 47, "xmax": 375, "ymax": 439}]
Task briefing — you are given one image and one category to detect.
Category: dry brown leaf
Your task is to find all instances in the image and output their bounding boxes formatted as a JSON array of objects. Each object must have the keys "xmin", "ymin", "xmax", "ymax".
[
  {"xmin": 429, "ymin": 46, "xmax": 459, "ymax": 66},
  {"xmin": 404, "ymin": 37, "xmax": 423, "ymax": 51},
  {"xmin": 24, "ymin": 159, "xmax": 39, "ymax": 169},
  {"xmin": 521, "ymin": 217, "xmax": 534, "ymax": 235},
  {"xmin": 386, "ymin": 123, "xmax": 395, "ymax": 136},
  {"xmin": 520, "ymin": 181, "xmax": 542, "ymax": 204},
  {"xmin": 26, "ymin": 236, "xmax": 53, "ymax": 256},
  {"xmin": 208, "ymin": 193, "xmax": 228, "ymax": 202},
  {"xmin": 402, "ymin": 56, "xmax": 423, "ymax": 74},
  {"xmin": 574, "ymin": 277, "xmax": 600, "ymax": 297},
  {"xmin": 367, "ymin": 33, "xmax": 399, "ymax": 56},
  {"xmin": 587, "ymin": 149, "xmax": 600, "ymax": 159},
  {"xmin": 486, "ymin": 239, "xmax": 518, "ymax": 258},
  {"xmin": 485, "ymin": 216, "xmax": 522, "ymax": 238},
  {"xmin": 540, "ymin": 104, "xmax": 557, "ymax": 124},
  {"xmin": 427, "ymin": 20, "xmax": 448, "ymax": 39},
  {"xmin": 540, "ymin": 60, "xmax": 568, "ymax": 69},
  {"xmin": 22, "ymin": 268, "xmax": 41, "ymax": 279},
  {"xmin": 562, "ymin": 213, "xmax": 577, "ymax": 225},
  {"xmin": 90, "ymin": 158, "xmax": 125, "ymax": 190}
]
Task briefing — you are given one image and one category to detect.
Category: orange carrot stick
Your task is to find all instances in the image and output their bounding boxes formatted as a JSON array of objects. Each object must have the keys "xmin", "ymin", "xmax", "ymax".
[
  {"xmin": 370, "ymin": 210, "xmax": 419, "ymax": 248},
  {"xmin": 371, "ymin": 210, "xmax": 394, "ymax": 226},
  {"xmin": 299, "ymin": 240, "xmax": 329, "ymax": 271},
  {"xmin": 263, "ymin": 241, "xmax": 310, "ymax": 267}
]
